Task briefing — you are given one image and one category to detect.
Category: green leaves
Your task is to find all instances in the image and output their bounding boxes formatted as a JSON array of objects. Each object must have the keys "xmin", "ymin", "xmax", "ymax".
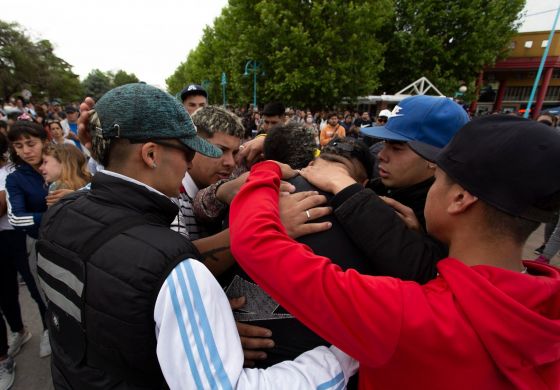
[
  {"xmin": 168, "ymin": 0, "xmax": 525, "ymax": 107},
  {"xmin": 380, "ymin": 0, "xmax": 525, "ymax": 96},
  {"xmin": 81, "ymin": 69, "xmax": 140, "ymax": 101},
  {"xmin": 167, "ymin": 0, "xmax": 391, "ymax": 109},
  {"xmin": 0, "ymin": 20, "xmax": 82, "ymax": 102}
]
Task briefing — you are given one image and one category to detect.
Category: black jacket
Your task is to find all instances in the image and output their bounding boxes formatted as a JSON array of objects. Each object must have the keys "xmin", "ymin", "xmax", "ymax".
[
  {"xmin": 221, "ymin": 175, "xmax": 371, "ymax": 367},
  {"xmin": 38, "ymin": 172, "xmax": 199, "ymax": 389},
  {"xmin": 332, "ymin": 179, "xmax": 448, "ymax": 284}
]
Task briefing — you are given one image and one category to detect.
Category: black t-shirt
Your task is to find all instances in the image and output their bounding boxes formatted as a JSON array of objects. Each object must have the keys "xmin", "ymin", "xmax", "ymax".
[{"xmin": 220, "ymin": 176, "xmax": 371, "ymax": 367}]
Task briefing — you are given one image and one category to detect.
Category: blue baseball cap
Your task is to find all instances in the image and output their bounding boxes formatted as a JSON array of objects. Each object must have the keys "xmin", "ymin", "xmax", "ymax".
[{"xmin": 360, "ymin": 96, "xmax": 469, "ymax": 157}]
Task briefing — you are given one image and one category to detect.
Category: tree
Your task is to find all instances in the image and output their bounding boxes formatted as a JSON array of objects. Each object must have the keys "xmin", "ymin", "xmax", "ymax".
[
  {"xmin": 112, "ymin": 70, "xmax": 140, "ymax": 87},
  {"xmin": 167, "ymin": 0, "xmax": 392, "ymax": 109},
  {"xmin": 81, "ymin": 69, "xmax": 112, "ymax": 101},
  {"xmin": 379, "ymin": 0, "xmax": 526, "ymax": 95},
  {"xmin": 0, "ymin": 20, "xmax": 82, "ymax": 102}
]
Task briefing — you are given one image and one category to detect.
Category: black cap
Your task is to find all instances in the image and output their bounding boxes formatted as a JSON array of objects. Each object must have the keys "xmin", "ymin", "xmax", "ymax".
[
  {"xmin": 179, "ymin": 84, "xmax": 208, "ymax": 101},
  {"xmin": 413, "ymin": 115, "xmax": 560, "ymax": 222},
  {"xmin": 262, "ymin": 102, "xmax": 285, "ymax": 117},
  {"xmin": 65, "ymin": 105, "xmax": 77, "ymax": 113}
]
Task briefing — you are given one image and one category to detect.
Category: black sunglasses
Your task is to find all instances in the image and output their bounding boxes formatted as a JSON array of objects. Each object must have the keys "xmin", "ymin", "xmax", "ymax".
[{"xmin": 152, "ymin": 139, "xmax": 195, "ymax": 161}]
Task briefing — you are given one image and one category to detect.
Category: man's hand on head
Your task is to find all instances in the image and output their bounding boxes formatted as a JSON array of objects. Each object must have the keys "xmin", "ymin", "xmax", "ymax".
[
  {"xmin": 78, "ymin": 97, "xmax": 96, "ymax": 150},
  {"xmin": 237, "ymin": 136, "xmax": 265, "ymax": 167},
  {"xmin": 269, "ymin": 161, "xmax": 299, "ymax": 180},
  {"xmin": 300, "ymin": 158, "xmax": 357, "ymax": 195}
]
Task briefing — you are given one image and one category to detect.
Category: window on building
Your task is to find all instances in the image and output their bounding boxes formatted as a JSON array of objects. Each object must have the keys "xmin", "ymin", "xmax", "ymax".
[
  {"xmin": 509, "ymin": 41, "xmax": 516, "ymax": 49},
  {"xmin": 524, "ymin": 40, "xmax": 533, "ymax": 48},
  {"xmin": 503, "ymin": 86, "xmax": 532, "ymax": 102},
  {"xmin": 542, "ymin": 40, "xmax": 549, "ymax": 48},
  {"xmin": 545, "ymin": 86, "xmax": 560, "ymax": 101}
]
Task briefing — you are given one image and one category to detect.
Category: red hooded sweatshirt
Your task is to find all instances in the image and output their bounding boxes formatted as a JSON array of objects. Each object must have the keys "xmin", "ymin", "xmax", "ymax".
[{"xmin": 230, "ymin": 161, "xmax": 560, "ymax": 389}]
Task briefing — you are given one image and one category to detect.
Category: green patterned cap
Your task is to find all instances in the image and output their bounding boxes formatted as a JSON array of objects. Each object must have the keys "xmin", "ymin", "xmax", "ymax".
[{"xmin": 95, "ymin": 83, "xmax": 221, "ymax": 158}]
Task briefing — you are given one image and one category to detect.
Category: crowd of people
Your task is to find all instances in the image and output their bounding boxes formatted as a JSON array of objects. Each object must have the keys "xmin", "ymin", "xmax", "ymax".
[{"xmin": 0, "ymin": 83, "xmax": 559, "ymax": 389}]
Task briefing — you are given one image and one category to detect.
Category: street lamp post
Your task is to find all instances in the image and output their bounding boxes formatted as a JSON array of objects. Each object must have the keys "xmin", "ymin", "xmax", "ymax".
[
  {"xmin": 454, "ymin": 84, "xmax": 467, "ymax": 100},
  {"xmin": 221, "ymin": 72, "xmax": 228, "ymax": 107},
  {"xmin": 201, "ymin": 80, "xmax": 210, "ymax": 100},
  {"xmin": 244, "ymin": 60, "xmax": 261, "ymax": 109}
]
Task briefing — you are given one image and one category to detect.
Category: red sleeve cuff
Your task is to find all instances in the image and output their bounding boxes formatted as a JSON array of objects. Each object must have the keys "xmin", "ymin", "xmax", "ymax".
[{"xmin": 250, "ymin": 160, "xmax": 282, "ymax": 177}]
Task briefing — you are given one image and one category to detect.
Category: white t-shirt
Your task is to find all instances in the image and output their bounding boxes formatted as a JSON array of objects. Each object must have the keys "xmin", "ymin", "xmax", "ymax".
[{"xmin": 0, "ymin": 163, "xmax": 15, "ymax": 231}]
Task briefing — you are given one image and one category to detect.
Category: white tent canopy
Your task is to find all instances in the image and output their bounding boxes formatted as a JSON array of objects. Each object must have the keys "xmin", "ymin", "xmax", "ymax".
[{"xmin": 356, "ymin": 77, "xmax": 445, "ymax": 105}]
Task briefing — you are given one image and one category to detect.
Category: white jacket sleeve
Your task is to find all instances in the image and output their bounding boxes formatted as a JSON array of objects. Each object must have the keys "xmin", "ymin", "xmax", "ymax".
[{"xmin": 154, "ymin": 259, "xmax": 357, "ymax": 389}]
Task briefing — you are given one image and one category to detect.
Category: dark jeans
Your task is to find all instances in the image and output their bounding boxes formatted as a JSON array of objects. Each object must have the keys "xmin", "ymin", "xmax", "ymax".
[
  {"xmin": 545, "ymin": 213, "xmax": 560, "ymax": 242},
  {"xmin": 0, "ymin": 230, "xmax": 25, "ymax": 356},
  {"xmin": 0, "ymin": 230, "xmax": 47, "ymax": 349}
]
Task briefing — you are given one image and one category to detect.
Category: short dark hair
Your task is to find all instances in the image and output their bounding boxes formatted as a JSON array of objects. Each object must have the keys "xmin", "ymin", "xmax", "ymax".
[
  {"xmin": 321, "ymin": 137, "xmax": 373, "ymax": 180},
  {"xmin": 0, "ymin": 132, "xmax": 8, "ymax": 162},
  {"xmin": 7, "ymin": 121, "xmax": 48, "ymax": 165},
  {"xmin": 480, "ymin": 202, "xmax": 540, "ymax": 243},
  {"xmin": 262, "ymin": 102, "xmax": 286, "ymax": 117},
  {"xmin": 328, "ymin": 112, "xmax": 338, "ymax": 119},
  {"xmin": 443, "ymin": 174, "xmax": 556, "ymax": 243},
  {"xmin": 264, "ymin": 123, "xmax": 317, "ymax": 169}
]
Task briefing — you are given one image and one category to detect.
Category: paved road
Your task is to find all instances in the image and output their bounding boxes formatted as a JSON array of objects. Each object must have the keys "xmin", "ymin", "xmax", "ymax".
[{"xmin": 10, "ymin": 225, "xmax": 560, "ymax": 389}]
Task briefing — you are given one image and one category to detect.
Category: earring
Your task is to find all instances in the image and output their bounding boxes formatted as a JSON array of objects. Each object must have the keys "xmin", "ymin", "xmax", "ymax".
[{"xmin": 151, "ymin": 163, "xmax": 157, "ymax": 169}]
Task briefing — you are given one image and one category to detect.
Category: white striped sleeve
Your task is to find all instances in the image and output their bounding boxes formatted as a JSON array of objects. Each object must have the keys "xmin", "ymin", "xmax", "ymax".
[{"xmin": 154, "ymin": 259, "xmax": 356, "ymax": 390}]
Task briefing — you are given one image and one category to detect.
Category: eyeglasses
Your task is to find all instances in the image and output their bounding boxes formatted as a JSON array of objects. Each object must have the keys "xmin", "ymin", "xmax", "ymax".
[{"xmin": 152, "ymin": 139, "xmax": 195, "ymax": 161}]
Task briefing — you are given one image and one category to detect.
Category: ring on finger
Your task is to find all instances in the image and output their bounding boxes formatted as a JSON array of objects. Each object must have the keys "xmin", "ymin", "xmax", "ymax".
[{"xmin": 305, "ymin": 210, "xmax": 311, "ymax": 220}]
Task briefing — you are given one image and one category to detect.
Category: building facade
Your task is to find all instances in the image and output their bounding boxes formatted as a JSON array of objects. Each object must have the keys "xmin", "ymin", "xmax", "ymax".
[{"xmin": 479, "ymin": 31, "xmax": 560, "ymax": 117}]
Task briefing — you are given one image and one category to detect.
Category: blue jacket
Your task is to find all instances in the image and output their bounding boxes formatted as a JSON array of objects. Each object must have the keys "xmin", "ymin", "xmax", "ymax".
[{"xmin": 6, "ymin": 162, "xmax": 48, "ymax": 239}]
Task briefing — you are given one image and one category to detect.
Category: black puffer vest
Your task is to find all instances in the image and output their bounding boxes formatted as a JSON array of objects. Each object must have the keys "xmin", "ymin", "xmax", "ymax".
[{"xmin": 38, "ymin": 172, "xmax": 200, "ymax": 389}]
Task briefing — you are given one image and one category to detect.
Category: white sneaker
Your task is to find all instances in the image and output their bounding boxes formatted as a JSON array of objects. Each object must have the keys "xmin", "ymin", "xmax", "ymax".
[
  {"xmin": 7, "ymin": 329, "xmax": 32, "ymax": 356},
  {"xmin": 0, "ymin": 356, "xmax": 15, "ymax": 390},
  {"xmin": 39, "ymin": 330, "xmax": 51, "ymax": 358}
]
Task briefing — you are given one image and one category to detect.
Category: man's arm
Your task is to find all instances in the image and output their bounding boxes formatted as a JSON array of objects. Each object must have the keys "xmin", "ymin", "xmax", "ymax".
[
  {"xmin": 192, "ymin": 228, "xmax": 235, "ymax": 277},
  {"xmin": 331, "ymin": 186, "xmax": 444, "ymax": 283},
  {"xmin": 301, "ymin": 162, "xmax": 444, "ymax": 284},
  {"xmin": 230, "ymin": 162, "xmax": 412, "ymax": 365},
  {"xmin": 154, "ymin": 258, "xmax": 356, "ymax": 389}
]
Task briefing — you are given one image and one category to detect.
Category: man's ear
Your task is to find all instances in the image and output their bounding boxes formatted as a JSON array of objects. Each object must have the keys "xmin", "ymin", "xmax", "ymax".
[
  {"xmin": 447, "ymin": 186, "xmax": 478, "ymax": 215},
  {"xmin": 140, "ymin": 142, "xmax": 158, "ymax": 169}
]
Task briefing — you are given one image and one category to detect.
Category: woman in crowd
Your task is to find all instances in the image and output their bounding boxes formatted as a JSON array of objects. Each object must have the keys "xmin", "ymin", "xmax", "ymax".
[
  {"xmin": 47, "ymin": 120, "xmax": 75, "ymax": 147},
  {"xmin": 5, "ymin": 121, "xmax": 51, "ymax": 358}
]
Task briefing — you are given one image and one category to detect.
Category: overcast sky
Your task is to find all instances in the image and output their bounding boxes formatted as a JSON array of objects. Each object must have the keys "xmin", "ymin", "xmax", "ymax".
[{"xmin": 2, "ymin": 0, "xmax": 558, "ymax": 90}]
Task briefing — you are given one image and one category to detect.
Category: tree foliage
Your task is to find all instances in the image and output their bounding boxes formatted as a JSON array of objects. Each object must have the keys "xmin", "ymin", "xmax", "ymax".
[
  {"xmin": 167, "ymin": 0, "xmax": 391, "ymax": 109},
  {"xmin": 168, "ymin": 0, "xmax": 526, "ymax": 106},
  {"xmin": 81, "ymin": 69, "xmax": 112, "ymax": 101},
  {"xmin": 379, "ymin": 0, "xmax": 526, "ymax": 95},
  {"xmin": 81, "ymin": 69, "xmax": 140, "ymax": 100},
  {"xmin": 0, "ymin": 20, "xmax": 83, "ymax": 102},
  {"xmin": 112, "ymin": 70, "xmax": 140, "ymax": 87}
]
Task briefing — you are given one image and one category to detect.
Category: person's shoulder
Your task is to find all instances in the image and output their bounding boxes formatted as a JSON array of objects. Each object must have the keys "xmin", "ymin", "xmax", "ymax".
[
  {"xmin": 5, "ymin": 165, "xmax": 24, "ymax": 183},
  {"xmin": 289, "ymin": 175, "xmax": 333, "ymax": 198}
]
